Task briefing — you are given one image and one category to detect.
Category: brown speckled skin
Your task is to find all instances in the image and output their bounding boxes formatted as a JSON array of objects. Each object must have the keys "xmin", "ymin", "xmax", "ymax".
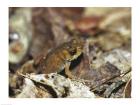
[{"xmin": 34, "ymin": 38, "xmax": 84, "ymax": 74}]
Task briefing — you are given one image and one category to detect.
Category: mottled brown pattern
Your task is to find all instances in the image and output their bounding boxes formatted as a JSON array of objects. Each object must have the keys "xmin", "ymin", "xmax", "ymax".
[{"xmin": 34, "ymin": 38, "xmax": 84, "ymax": 75}]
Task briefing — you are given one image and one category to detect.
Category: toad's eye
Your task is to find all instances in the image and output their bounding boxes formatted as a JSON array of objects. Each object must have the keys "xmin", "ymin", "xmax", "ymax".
[{"xmin": 69, "ymin": 49, "xmax": 77, "ymax": 56}]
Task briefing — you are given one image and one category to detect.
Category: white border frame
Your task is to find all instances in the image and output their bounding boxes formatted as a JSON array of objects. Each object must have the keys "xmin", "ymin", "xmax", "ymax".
[{"xmin": 1, "ymin": 0, "xmax": 140, "ymax": 105}]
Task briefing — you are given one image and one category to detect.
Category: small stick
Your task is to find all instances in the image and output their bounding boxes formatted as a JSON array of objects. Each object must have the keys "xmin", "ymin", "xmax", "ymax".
[{"xmin": 90, "ymin": 69, "xmax": 131, "ymax": 91}]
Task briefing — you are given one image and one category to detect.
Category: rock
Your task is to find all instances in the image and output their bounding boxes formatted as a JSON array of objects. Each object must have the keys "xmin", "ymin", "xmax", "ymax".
[{"xmin": 17, "ymin": 73, "xmax": 95, "ymax": 98}]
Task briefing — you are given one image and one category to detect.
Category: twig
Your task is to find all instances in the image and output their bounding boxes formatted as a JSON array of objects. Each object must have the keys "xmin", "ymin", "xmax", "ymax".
[{"xmin": 90, "ymin": 69, "xmax": 131, "ymax": 91}]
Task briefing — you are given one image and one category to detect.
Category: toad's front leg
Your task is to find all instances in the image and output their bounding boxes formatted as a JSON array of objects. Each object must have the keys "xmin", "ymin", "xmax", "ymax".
[
  {"xmin": 65, "ymin": 62, "xmax": 76, "ymax": 79},
  {"xmin": 65, "ymin": 62, "xmax": 90, "ymax": 84}
]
